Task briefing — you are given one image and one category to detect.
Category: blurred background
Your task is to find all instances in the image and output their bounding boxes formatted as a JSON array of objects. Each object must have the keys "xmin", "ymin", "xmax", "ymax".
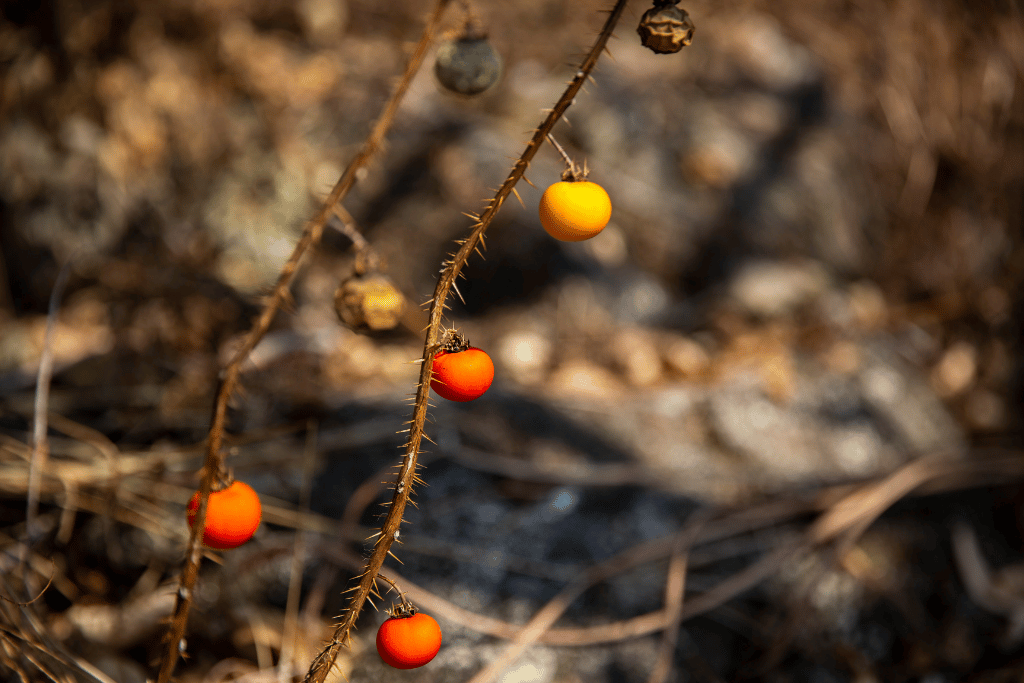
[{"xmin": 0, "ymin": 0, "xmax": 1022, "ymax": 681}]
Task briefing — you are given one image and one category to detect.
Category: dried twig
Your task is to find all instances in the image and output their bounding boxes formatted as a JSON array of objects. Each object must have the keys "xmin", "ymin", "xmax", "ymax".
[
  {"xmin": 277, "ymin": 423, "xmax": 318, "ymax": 683},
  {"xmin": 25, "ymin": 262, "xmax": 72, "ymax": 550},
  {"xmin": 646, "ymin": 530, "xmax": 697, "ymax": 683},
  {"xmin": 467, "ymin": 512, "xmax": 707, "ymax": 683},
  {"xmin": 154, "ymin": 2, "xmax": 454, "ymax": 680}
]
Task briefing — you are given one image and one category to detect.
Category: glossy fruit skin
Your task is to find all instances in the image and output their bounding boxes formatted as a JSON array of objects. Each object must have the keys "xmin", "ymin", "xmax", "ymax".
[
  {"xmin": 376, "ymin": 613, "xmax": 442, "ymax": 669},
  {"xmin": 538, "ymin": 180, "xmax": 612, "ymax": 242},
  {"xmin": 187, "ymin": 481, "xmax": 262, "ymax": 550},
  {"xmin": 431, "ymin": 347, "xmax": 494, "ymax": 402}
]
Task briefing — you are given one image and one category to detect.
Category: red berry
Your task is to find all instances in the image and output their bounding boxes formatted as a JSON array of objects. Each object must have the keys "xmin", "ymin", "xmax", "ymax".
[
  {"xmin": 186, "ymin": 481, "xmax": 261, "ymax": 550},
  {"xmin": 431, "ymin": 346, "xmax": 494, "ymax": 402},
  {"xmin": 376, "ymin": 613, "xmax": 442, "ymax": 669}
]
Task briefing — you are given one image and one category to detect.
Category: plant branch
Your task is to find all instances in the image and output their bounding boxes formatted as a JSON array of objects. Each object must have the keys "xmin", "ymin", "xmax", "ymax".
[
  {"xmin": 154, "ymin": 2, "xmax": 453, "ymax": 680},
  {"xmin": 303, "ymin": 1, "xmax": 630, "ymax": 681}
]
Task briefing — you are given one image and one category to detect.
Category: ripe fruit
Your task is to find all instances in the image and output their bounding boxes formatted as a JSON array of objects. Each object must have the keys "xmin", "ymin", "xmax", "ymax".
[
  {"xmin": 376, "ymin": 612, "xmax": 442, "ymax": 669},
  {"xmin": 538, "ymin": 180, "xmax": 612, "ymax": 242},
  {"xmin": 187, "ymin": 480, "xmax": 261, "ymax": 550},
  {"xmin": 431, "ymin": 344, "xmax": 494, "ymax": 402}
]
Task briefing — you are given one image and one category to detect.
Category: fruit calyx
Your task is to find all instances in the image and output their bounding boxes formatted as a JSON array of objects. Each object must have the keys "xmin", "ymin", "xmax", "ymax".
[{"xmin": 439, "ymin": 329, "xmax": 471, "ymax": 354}]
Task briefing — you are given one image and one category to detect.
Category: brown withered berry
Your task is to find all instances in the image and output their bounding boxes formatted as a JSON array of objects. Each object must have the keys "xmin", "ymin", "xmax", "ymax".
[
  {"xmin": 434, "ymin": 33, "xmax": 502, "ymax": 96},
  {"xmin": 335, "ymin": 272, "xmax": 406, "ymax": 331},
  {"xmin": 637, "ymin": 1, "xmax": 695, "ymax": 54}
]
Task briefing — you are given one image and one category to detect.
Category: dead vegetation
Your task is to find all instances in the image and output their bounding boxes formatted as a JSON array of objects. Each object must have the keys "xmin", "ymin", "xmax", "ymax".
[{"xmin": 1, "ymin": 0, "xmax": 1022, "ymax": 681}]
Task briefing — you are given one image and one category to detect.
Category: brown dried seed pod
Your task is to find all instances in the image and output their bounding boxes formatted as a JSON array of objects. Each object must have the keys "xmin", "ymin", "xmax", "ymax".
[
  {"xmin": 637, "ymin": 2, "xmax": 695, "ymax": 54},
  {"xmin": 335, "ymin": 273, "xmax": 406, "ymax": 331},
  {"xmin": 434, "ymin": 35, "xmax": 502, "ymax": 96}
]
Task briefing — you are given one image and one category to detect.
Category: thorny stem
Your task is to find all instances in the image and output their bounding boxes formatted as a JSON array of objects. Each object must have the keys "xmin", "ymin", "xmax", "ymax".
[
  {"xmin": 154, "ymin": 1, "xmax": 453, "ymax": 680},
  {"xmin": 303, "ymin": 1, "xmax": 630, "ymax": 681}
]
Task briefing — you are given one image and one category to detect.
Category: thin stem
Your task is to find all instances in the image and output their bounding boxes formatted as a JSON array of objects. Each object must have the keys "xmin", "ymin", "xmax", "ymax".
[
  {"xmin": 154, "ymin": 2, "xmax": 453, "ymax": 680},
  {"xmin": 25, "ymin": 261, "xmax": 72, "ymax": 550},
  {"xmin": 302, "ymin": 1, "xmax": 630, "ymax": 681},
  {"xmin": 375, "ymin": 573, "xmax": 414, "ymax": 612},
  {"xmin": 546, "ymin": 134, "xmax": 577, "ymax": 175}
]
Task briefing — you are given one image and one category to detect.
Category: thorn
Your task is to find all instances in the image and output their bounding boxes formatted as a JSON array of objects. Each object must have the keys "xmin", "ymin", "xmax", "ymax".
[
  {"xmin": 451, "ymin": 281, "xmax": 465, "ymax": 305},
  {"xmin": 511, "ymin": 187, "xmax": 525, "ymax": 208},
  {"xmin": 387, "ymin": 551, "xmax": 404, "ymax": 564}
]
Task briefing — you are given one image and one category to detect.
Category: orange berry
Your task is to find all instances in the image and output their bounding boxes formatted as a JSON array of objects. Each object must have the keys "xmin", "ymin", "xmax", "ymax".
[
  {"xmin": 538, "ymin": 180, "xmax": 612, "ymax": 242},
  {"xmin": 376, "ymin": 612, "xmax": 442, "ymax": 669},
  {"xmin": 431, "ymin": 346, "xmax": 494, "ymax": 402},
  {"xmin": 187, "ymin": 480, "xmax": 261, "ymax": 550}
]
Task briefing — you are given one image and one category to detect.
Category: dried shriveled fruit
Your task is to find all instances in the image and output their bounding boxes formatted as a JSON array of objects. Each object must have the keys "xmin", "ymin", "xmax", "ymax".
[
  {"xmin": 434, "ymin": 32, "xmax": 502, "ymax": 95},
  {"xmin": 334, "ymin": 272, "xmax": 406, "ymax": 331},
  {"xmin": 637, "ymin": 1, "xmax": 695, "ymax": 54}
]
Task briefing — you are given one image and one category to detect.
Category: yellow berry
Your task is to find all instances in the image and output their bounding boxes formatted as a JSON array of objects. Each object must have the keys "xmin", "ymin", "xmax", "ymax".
[{"xmin": 538, "ymin": 180, "xmax": 612, "ymax": 242}]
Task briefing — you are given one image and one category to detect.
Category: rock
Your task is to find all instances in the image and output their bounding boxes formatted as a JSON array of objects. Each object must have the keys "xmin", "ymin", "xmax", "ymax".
[{"xmin": 728, "ymin": 259, "xmax": 830, "ymax": 318}]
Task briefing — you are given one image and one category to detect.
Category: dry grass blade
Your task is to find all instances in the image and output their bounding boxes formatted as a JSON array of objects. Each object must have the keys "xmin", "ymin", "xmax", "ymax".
[
  {"xmin": 277, "ymin": 423, "xmax": 318, "ymax": 683},
  {"xmin": 646, "ymin": 535, "xmax": 694, "ymax": 683},
  {"xmin": 467, "ymin": 512, "xmax": 707, "ymax": 683},
  {"xmin": 807, "ymin": 455, "xmax": 959, "ymax": 547},
  {"xmin": 25, "ymin": 262, "xmax": 72, "ymax": 551},
  {"xmin": 0, "ymin": 621, "xmax": 118, "ymax": 683},
  {"xmin": 315, "ymin": 450, "xmax": 1024, "ymax": 656}
]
